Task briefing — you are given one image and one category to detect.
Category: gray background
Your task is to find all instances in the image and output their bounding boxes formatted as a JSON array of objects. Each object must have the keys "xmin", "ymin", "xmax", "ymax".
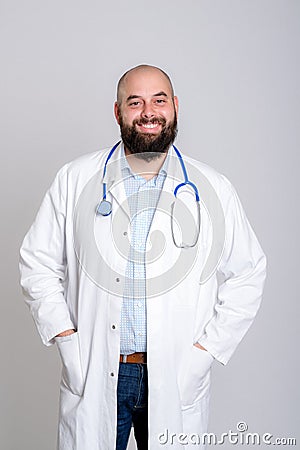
[{"xmin": 1, "ymin": 0, "xmax": 299, "ymax": 449}]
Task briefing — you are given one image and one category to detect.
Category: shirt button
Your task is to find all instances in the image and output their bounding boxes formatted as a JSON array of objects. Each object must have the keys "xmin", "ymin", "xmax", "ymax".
[
  {"xmin": 111, "ymin": 324, "xmax": 116, "ymax": 330},
  {"xmin": 123, "ymin": 231, "xmax": 128, "ymax": 236},
  {"xmin": 116, "ymin": 278, "xmax": 120, "ymax": 282},
  {"xmin": 110, "ymin": 372, "xmax": 115, "ymax": 377}
]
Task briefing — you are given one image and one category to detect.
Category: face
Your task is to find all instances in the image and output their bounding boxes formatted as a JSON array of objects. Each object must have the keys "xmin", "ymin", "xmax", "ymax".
[{"xmin": 114, "ymin": 68, "xmax": 178, "ymax": 160}]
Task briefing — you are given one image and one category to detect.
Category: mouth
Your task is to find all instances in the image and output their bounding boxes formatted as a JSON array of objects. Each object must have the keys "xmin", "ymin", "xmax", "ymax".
[{"xmin": 136, "ymin": 120, "xmax": 162, "ymax": 133}]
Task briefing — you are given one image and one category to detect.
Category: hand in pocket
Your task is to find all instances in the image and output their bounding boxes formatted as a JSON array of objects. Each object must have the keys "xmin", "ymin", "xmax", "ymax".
[
  {"xmin": 180, "ymin": 345, "xmax": 214, "ymax": 408},
  {"xmin": 55, "ymin": 331, "xmax": 85, "ymax": 396}
]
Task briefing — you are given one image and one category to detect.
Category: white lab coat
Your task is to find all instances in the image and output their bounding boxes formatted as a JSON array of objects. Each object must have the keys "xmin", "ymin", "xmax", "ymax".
[{"xmin": 19, "ymin": 143, "xmax": 266, "ymax": 449}]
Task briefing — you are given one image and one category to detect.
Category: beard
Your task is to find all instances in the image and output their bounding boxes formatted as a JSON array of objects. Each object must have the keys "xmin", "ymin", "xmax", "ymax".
[{"xmin": 119, "ymin": 112, "xmax": 178, "ymax": 162}]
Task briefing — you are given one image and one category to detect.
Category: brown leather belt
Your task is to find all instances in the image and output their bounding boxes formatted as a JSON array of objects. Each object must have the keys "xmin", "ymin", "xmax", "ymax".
[{"xmin": 119, "ymin": 352, "xmax": 147, "ymax": 364}]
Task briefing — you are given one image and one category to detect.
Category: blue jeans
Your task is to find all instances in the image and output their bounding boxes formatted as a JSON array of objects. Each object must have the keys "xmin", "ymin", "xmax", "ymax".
[{"xmin": 116, "ymin": 363, "xmax": 148, "ymax": 450}]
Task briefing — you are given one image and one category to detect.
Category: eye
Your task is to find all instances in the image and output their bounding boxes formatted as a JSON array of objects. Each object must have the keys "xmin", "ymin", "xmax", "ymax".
[
  {"xmin": 155, "ymin": 99, "xmax": 166, "ymax": 104},
  {"xmin": 129, "ymin": 101, "xmax": 141, "ymax": 107}
]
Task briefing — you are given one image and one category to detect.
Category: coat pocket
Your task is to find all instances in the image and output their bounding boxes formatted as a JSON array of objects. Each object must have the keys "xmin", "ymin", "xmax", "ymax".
[
  {"xmin": 55, "ymin": 332, "xmax": 84, "ymax": 396},
  {"xmin": 180, "ymin": 345, "xmax": 214, "ymax": 409}
]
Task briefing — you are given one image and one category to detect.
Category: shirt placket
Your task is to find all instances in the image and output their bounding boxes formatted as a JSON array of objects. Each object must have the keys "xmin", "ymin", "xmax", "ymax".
[
  {"xmin": 120, "ymin": 160, "xmax": 166, "ymax": 355},
  {"xmin": 131, "ymin": 182, "xmax": 148, "ymax": 350}
]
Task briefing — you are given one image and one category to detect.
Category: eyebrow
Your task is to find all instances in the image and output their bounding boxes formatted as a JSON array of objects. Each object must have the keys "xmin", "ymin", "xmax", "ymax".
[
  {"xmin": 153, "ymin": 91, "xmax": 168, "ymax": 97},
  {"xmin": 126, "ymin": 91, "xmax": 169, "ymax": 102}
]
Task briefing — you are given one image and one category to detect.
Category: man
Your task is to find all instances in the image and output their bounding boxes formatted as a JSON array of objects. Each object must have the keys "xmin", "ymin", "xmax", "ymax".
[{"xmin": 20, "ymin": 65, "xmax": 266, "ymax": 450}]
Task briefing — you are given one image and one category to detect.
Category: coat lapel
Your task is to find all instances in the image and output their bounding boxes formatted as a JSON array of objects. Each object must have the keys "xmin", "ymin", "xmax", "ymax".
[{"xmin": 149, "ymin": 145, "xmax": 183, "ymax": 235}]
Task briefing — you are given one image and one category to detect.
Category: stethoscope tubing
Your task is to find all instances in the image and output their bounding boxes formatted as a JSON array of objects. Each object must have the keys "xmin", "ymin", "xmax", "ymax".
[
  {"xmin": 101, "ymin": 141, "xmax": 200, "ymax": 203},
  {"xmin": 96, "ymin": 142, "xmax": 201, "ymax": 247}
]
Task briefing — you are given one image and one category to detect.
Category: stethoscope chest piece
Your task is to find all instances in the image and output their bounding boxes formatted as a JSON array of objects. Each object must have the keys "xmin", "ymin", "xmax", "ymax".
[{"xmin": 96, "ymin": 200, "xmax": 112, "ymax": 216}]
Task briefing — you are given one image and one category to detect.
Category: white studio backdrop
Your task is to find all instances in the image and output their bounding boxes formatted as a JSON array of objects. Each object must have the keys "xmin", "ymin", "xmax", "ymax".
[{"xmin": 1, "ymin": 1, "xmax": 299, "ymax": 449}]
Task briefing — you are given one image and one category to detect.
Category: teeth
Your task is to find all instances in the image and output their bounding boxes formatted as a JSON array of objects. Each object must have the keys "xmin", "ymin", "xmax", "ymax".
[{"xmin": 142, "ymin": 123, "xmax": 158, "ymax": 128}]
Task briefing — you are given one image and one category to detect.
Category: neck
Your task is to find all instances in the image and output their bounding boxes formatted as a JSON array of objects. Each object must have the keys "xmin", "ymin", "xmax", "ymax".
[{"xmin": 124, "ymin": 148, "xmax": 168, "ymax": 181}]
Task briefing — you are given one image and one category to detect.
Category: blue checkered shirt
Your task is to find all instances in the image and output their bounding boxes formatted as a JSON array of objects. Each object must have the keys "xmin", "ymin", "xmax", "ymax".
[{"xmin": 120, "ymin": 146, "xmax": 168, "ymax": 354}]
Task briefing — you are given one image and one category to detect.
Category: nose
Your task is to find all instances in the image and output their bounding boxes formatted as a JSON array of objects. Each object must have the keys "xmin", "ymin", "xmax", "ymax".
[{"xmin": 141, "ymin": 101, "xmax": 155, "ymax": 119}]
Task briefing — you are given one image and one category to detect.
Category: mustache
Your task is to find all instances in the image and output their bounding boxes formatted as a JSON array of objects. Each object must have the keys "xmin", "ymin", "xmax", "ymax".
[{"xmin": 133, "ymin": 117, "xmax": 167, "ymax": 127}]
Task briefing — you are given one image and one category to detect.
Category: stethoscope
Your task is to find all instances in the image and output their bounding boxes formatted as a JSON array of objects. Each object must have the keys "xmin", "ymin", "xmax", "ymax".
[{"xmin": 96, "ymin": 141, "xmax": 201, "ymax": 248}]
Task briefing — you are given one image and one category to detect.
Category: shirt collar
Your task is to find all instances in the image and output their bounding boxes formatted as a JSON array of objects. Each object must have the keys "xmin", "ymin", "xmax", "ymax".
[{"xmin": 120, "ymin": 143, "xmax": 169, "ymax": 179}]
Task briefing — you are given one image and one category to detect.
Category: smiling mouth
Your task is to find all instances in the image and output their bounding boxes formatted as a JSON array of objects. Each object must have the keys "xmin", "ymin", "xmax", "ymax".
[
  {"xmin": 140, "ymin": 122, "xmax": 159, "ymax": 129},
  {"xmin": 136, "ymin": 120, "xmax": 163, "ymax": 132},
  {"xmin": 138, "ymin": 122, "xmax": 160, "ymax": 131}
]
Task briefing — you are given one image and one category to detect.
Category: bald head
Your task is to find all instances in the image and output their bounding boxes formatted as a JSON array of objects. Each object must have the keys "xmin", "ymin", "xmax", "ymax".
[
  {"xmin": 116, "ymin": 64, "xmax": 175, "ymax": 106},
  {"xmin": 114, "ymin": 64, "xmax": 178, "ymax": 160}
]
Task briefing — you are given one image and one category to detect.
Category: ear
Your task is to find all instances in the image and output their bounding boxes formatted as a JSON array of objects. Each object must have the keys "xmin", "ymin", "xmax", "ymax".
[
  {"xmin": 173, "ymin": 96, "xmax": 179, "ymax": 117},
  {"xmin": 114, "ymin": 102, "xmax": 121, "ymax": 125}
]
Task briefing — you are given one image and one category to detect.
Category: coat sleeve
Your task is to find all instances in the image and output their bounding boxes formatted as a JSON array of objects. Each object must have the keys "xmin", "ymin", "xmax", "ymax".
[
  {"xmin": 198, "ymin": 176, "xmax": 267, "ymax": 365},
  {"xmin": 19, "ymin": 164, "xmax": 75, "ymax": 346}
]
